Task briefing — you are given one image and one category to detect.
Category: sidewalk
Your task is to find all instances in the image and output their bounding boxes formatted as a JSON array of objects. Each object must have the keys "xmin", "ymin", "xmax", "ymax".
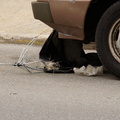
[
  {"xmin": 0, "ymin": 0, "xmax": 95, "ymax": 49},
  {"xmin": 0, "ymin": 0, "xmax": 52, "ymax": 45}
]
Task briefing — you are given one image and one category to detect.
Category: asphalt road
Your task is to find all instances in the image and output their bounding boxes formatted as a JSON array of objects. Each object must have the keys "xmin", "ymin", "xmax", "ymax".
[{"xmin": 0, "ymin": 44, "xmax": 120, "ymax": 120}]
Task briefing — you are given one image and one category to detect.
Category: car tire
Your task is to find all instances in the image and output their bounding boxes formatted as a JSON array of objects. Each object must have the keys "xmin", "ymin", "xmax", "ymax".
[{"xmin": 95, "ymin": 2, "xmax": 120, "ymax": 78}]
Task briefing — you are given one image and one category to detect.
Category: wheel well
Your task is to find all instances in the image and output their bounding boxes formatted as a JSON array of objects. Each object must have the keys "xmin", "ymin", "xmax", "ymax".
[{"xmin": 84, "ymin": 0, "xmax": 119, "ymax": 44}]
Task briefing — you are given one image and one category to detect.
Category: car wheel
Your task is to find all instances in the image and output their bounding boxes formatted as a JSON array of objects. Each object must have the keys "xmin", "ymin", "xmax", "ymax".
[{"xmin": 95, "ymin": 2, "xmax": 120, "ymax": 78}]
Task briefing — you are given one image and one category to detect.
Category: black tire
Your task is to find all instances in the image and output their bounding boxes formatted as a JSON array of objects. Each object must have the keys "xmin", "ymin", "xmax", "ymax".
[{"xmin": 95, "ymin": 2, "xmax": 120, "ymax": 78}]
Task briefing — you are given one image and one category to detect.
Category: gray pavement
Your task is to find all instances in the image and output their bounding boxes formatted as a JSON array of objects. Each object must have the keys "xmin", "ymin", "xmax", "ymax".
[{"xmin": 0, "ymin": 44, "xmax": 120, "ymax": 120}]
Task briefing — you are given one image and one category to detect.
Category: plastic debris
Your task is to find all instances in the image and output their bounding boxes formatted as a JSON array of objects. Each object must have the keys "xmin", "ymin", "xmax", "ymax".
[{"xmin": 73, "ymin": 65, "xmax": 103, "ymax": 76}]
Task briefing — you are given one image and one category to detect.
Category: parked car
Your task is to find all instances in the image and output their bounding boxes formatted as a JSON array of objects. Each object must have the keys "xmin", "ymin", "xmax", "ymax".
[{"xmin": 32, "ymin": 0, "xmax": 120, "ymax": 78}]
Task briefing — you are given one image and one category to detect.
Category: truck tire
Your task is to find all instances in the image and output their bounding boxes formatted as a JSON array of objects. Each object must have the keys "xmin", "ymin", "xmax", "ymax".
[{"xmin": 95, "ymin": 2, "xmax": 120, "ymax": 78}]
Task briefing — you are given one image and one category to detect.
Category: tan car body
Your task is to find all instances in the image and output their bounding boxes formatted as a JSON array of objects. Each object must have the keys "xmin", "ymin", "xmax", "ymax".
[
  {"xmin": 32, "ymin": 0, "xmax": 118, "ymax": 42},
  {"xmin": 33, "ymin": 0, "xmax": 91, "ymax": 40},
  {"xmin": 48, "ymin": 0, "xmax": 91, "ymax": 40}
]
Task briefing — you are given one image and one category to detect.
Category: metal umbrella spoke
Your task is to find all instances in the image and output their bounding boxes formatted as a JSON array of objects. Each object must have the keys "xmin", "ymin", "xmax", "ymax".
[{"xmin": 0, "ymin": 29, "xmax": 49, "ymax": 74}]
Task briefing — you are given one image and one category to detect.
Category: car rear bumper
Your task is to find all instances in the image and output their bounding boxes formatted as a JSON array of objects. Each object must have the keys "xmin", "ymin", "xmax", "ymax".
[
  {"xmin": 31, "ymin": 1, "xmax": 90, "ymax": 40},
  {"xmin": 31, "ymin": 1, "xmax": 54, "ymax": 23}
]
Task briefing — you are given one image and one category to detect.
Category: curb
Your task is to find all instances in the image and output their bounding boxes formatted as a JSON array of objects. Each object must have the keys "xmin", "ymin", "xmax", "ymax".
[
  {"xmin": 0, "ymin": 34, "xmax": 48, "ymax": 46},
  {"xmin": 0, "ymin": 37, "xmax": 46, "ymax": 46},
  {"xmin": 0, "ymin": 35, "xmax": 96, "ymax": 50},
  {"xmin": 83, "ymin": 42, "xmax": 96, "ymax": 50}
]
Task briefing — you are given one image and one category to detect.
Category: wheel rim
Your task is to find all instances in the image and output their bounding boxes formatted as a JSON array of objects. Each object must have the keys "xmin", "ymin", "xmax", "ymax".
[{"xmin": 109, "ymin": 19, "xmax": 120, "ymax": 63}]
